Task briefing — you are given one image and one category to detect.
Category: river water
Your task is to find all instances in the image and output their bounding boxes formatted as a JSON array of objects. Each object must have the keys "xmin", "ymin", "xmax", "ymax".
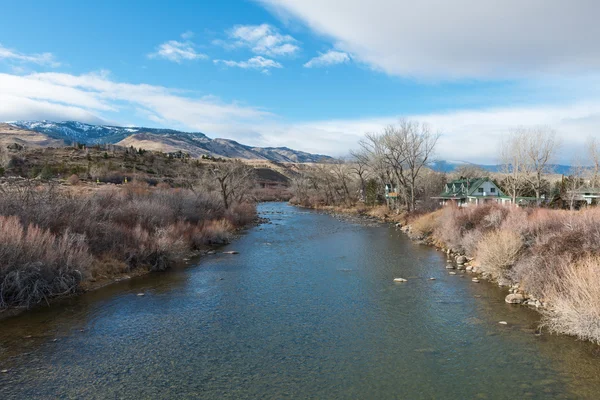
[{"xmin": 1, "ymin": 202, "xmax": 600, "ymax": 399}]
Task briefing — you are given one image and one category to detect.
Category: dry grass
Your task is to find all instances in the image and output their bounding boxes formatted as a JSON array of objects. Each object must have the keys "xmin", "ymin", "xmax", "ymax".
[
  {"xmin": 542, "ymin": 256, "xmax": 600, "ymax": 343},
  {"xmin": 476, "ymin": 230, "xmax": 523, "ymax": 282},
  {"xmin": 410, "ymin": 209, "xmax": 443, "ymax": 238},
  {"xmin": 0, "ymin": 216, "xmax": 93, "ymax": 308}
]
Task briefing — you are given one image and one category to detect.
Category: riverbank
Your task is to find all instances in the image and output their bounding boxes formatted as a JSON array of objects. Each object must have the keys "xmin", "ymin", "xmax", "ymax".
[
  {"xmin": 294, "ymin": 202, "xmax": 600, "ymax": 344},
  {"xmin": 0, "ymin": 182, "xmax": 258, "ymax": 315}
]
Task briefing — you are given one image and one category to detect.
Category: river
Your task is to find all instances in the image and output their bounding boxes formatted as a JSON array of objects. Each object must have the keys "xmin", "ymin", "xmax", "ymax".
[{"xmin": 1, "ymin": 202, "xmax": 600, "ymax": 399}]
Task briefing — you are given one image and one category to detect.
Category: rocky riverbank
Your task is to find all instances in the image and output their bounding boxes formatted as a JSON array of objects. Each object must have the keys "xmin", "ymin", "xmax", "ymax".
[{"xmin": 400, "ymin": 221, "xmax": 546, "ymax": 310}]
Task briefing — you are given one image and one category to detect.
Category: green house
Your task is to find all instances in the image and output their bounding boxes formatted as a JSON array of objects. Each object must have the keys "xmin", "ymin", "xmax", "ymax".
[{"xmin": 432, "ymin": 177, "xmax": 516, "ymax": 207}]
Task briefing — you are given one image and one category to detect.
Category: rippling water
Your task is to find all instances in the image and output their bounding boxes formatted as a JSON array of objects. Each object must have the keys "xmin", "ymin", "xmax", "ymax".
[{"xmin": 1, "ymin": 203, "xmax": 600, "ymax": 399}]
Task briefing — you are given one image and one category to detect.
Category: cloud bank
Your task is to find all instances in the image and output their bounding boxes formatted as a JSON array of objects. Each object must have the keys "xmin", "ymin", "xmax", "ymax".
[{"xmin": 261, "ymin": 0, "xmax": 600, "ymax": 79}]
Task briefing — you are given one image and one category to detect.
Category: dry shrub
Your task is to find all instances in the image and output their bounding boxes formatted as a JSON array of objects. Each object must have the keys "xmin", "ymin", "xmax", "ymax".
[
  {"xmin": 67, "ymin": 174, "xmax": 80, "ymax": 185},
  {"xmin": 225, "ymin": 202, "xmax": 257, "ymax": 227},
  {"xmin": 0, "ymin": 183, "xmax": 256, "ymax": 308},
  {"xmin": 461, "ymin": 229, "xmax": 484, "ymax": 256},
  {"xmin": 542, "ymin": 256, "xmax": 600, "ymax": 343},
  {"xmin": 367, "ymin": 205, "xmax": 392, "ymax": 220},
  {"xmin": 476, "ymin": 230, "xmax": 523, "ymax": 282},
  {"xmin": 410, "ymin": 209, "xmax": 443, "ymax": 238},
  {"xmin": 433, "ymin": 206, "xmax": 464, "ymax": 251},
  {"xmin": 433, "ymin": 203, "xmax": 510, "ymax": 253},
  {"xmin": 201, "ymin": 220, "xmax": 234, "ymax": 245},
  {"xmin": 0, "ymin": 216, "xmax": 92, "ymax": 307}
]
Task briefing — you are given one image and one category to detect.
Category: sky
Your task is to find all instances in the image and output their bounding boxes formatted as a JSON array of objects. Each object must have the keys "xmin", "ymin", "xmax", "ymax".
[{"xmin": 1, "ymin": 0, "xmax": 599, "ymax": 164}]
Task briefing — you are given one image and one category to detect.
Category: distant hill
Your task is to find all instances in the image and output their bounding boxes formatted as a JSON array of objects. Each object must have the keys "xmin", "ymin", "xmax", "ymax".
[
  {"xmin": 8, "ymin": 121, "xmax": 334, "ymax": 163},
  {"xmin": 0, "ymin": 123, "xmax": 65, "ymax": 148},
  {"xmin": 431, "ymin": 160, "xmax": 573, "ymax": 175}
]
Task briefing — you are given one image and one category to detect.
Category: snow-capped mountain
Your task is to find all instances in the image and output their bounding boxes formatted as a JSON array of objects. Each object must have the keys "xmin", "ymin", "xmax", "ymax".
[
  {"xmin": 9, "ymin": 121, "xmax": 333, "ymax": 163},
  {"xmin": 11, "ymin": 121, "xmax": 208, "ymax": 145}
]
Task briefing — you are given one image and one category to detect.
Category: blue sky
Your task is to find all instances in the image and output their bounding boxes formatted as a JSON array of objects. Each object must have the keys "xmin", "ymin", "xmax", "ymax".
[{"xmin": 1, "ymin": 0, "xmax": 599, "ymax": 163}]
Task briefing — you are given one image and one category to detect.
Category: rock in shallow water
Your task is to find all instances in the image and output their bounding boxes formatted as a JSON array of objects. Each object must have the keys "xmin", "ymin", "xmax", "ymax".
[
  {"xmin": 393, "ymin": 278, "xmax": 407, "ymax": 282},
  {"xmin": 505, "ymin": 293, "xmax": 526, "ymax": 304}
]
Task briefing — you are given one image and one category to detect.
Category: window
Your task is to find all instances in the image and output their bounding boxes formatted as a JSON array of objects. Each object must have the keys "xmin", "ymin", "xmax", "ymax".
[
  {"xmin": 490, "ymin": 187, "xmax": 496, "ymax": 193},
  {"xmin": 478, "ymin": 188, "xmax": 484, "ymax": 193}
]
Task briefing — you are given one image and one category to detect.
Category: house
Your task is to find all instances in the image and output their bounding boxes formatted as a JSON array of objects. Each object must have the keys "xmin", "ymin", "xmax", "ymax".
[
  {"xmin": 566, "ymin": 187, "xmax": 600, "ymax": 206},
  {"xmin": 432, "ymin": 177, "xmax": 530, "ymax": 207}
]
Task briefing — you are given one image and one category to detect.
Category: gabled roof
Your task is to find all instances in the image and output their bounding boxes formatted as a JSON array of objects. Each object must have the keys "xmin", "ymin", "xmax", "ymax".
[{"xmin": 438, "ymin": 177, "xmax": 503, "ymax": 198}]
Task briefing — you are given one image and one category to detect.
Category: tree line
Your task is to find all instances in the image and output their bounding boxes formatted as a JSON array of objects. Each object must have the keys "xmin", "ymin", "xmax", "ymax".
[{"xmin": 290, "ymin": 120, "xmax": 599, "ymax": 212}]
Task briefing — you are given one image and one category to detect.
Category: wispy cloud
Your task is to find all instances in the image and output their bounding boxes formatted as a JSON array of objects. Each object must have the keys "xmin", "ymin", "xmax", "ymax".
[
  {"xmin": 214, "ymin": 56, "xmax": 282, "ymax": 74},
  {"xmin": 221, "ymin": 24, "xmax": 300, "ymax": 57},
  {"xmin": 0, "ymin": 43, "xmax": 60, "ymax": 67},
  {"xmin": 148, "ymin": 33, "xmax": 207, "ymax": 63},
  {"xmin": 304, "ymin": 50, "xmax": 350, "ymax": 68},
  {"xmin": 0, "ymin": 71, "xmax": 270, "ymax": 141}
]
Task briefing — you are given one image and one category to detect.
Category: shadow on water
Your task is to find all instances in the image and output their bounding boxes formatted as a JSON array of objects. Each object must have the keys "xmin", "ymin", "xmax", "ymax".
[{"xmin": 1, "ymin": 202, "xmax": 600, "ymax": 399}]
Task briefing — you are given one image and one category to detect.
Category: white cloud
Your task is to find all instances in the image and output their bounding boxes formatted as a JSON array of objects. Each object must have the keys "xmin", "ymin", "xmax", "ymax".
[
  {"xmin": 226, "ymin": 24, "xmax": 300, "ymax": 57},
  {"xmin": 261, "ymin": 0, "xmax": 600, "ymax": 79},
  {"xmin": 0, "ymin": 71, "xmax": 270, "ymax": 139},
  {"xmin": 0, "ymin": 43, "xmax": 60, "ymax": 67},
  {"xmin": 304, "ymin": 50, "xmax": 350, "ymax": 68},
  {"xmin": 214, "ymin": 56, "xmax": 282, "ymax": 74},
  {"xmin": 148, "ymin": 38, "xmax": 207, "ymax": 63},
  {"xmin": 255, "ymin": 103, "xmax": 600, "ymax": 163}
]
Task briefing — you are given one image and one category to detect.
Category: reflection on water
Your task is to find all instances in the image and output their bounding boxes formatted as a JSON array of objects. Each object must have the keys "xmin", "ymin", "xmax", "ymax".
[{"xmin": 1, "ymin": 203, "xmax": 600, "ymax": 399}]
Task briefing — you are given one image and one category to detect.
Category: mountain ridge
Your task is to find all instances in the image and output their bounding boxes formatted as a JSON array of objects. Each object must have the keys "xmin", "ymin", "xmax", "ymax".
[{"xmin": 8, "ymin": 120, "xmax": 333, "ymax": 163}]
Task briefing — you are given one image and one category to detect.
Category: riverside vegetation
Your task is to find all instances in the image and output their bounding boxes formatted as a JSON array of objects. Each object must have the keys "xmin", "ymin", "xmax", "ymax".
[
  {"xmin": 0, "ymin": 143, "xmax": 271, "ymax": 310},
  {"xmin": 289, "ymin": 119, "xmax": 600, "ymax": 344}
]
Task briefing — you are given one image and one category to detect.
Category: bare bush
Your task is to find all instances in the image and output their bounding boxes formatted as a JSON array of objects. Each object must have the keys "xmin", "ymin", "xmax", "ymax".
[
  {"xmin": 542, "ymin": 256, "xmax": 600, "ymax": 343},
  {"xmin": 0, "ymin": 216, "xmax": 93, "ymax": 308},
  {"xmin": 0, "ymin": 182, "xmax": 256, "ymax": 308},
  {"xmin": 476, "ymin": 230, "xmax": 523, "ymax": 282}
]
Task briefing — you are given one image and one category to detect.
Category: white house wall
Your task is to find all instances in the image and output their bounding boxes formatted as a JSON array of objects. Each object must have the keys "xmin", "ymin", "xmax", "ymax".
[{"xmin": 472, "ymin": 181, "xmax": 501, "ymax": 197}]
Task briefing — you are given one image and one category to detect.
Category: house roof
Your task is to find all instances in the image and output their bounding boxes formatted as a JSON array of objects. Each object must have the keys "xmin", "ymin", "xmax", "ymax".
[{"xmin": 438, "ymin": 177, "xmax": 484, "ymax": 197}]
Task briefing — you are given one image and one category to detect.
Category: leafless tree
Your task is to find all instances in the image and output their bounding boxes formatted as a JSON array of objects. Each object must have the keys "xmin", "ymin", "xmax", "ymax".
[
  {"xmin": 207, "ymin": 161, "xmax": 255, "ymax": 209},
  {"xmin": 499, "ymin": 131, "xmax": 527, "ymax": 204},
  {"xmin": 331, "ymin": 160, "xmax": 355, "ymax": 205},
  {"xmin": 349, "ymin": 149, "xmax": 370, "ymax": 202},
  {"xmin": 588, "ymin": 136, "xmax": 600, "ymax": 188},
  {"xmin": 520, "ymin": 127, "xmax": 560, "ymax": 204},
  {"xmin": 400, "ymin": 120, "xmax": 440, "ymax": 211},
  {"xmin": 453, "ymin": 164, "xmax": 490, "ymax": 179}
]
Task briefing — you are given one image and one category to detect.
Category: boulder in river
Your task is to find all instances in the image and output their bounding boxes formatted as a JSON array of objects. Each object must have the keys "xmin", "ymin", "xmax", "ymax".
[
  {"xmin": 472, "ymin": 278, "xmax": 480, "ymax": 283},
  {"xmin": 456, "ymin": 255, "xmax": 468, "ymax": 265},
  {"xmin": 505, "ymin": 293, "xmax": 526, "ymax": 304},
  {"xmin": 393, "ymin": 278, "xmax": 408, "ymax": 282},
  {"xmin": 223, "ymin": 251, "xmax": 239, "ymax": 255}
]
